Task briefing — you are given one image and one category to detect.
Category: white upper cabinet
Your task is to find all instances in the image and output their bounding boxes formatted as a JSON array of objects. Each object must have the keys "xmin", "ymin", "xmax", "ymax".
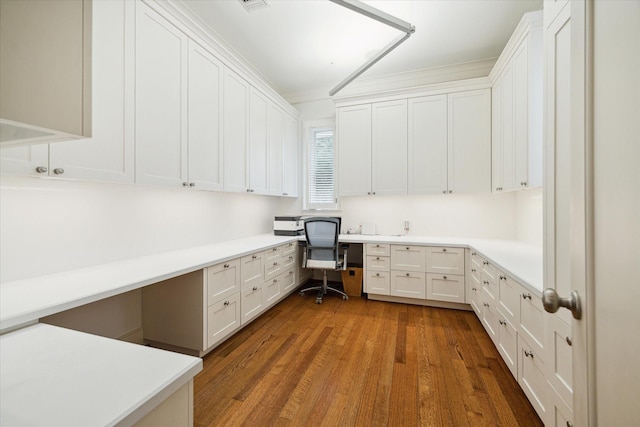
[
  {"xmin": 1, "ymin": 0, "xmax": 133, "ymax": 182},
  {"xmin": 282, "ymin": 114, "xmax": 298, "ymax": 197},
  {"xmin": 248, "ymin": 88, "xmax": 269, "ymax": 194},
  {"xmin": 187, "ymin": 40, "xmax": 223, "ymax": 191},
  {"xmin": 408, "ymin": 95, "xmax": 448, "ymax": 195},
  {"xmin": 490, "ymin": 10, "xmax": 543, "ymax": 192},
  {"xmin": 223, "ymin": 69, "xmax": 249, "ymax": 193},
  {"xmin": 371, "ymin": 100, "xmax": 408, "ymax": 196},
  {"xmin": 447, "ymin": 89, "xmax": 492, "ymax": 194},
  {"xmin": 135, "ymin": 2, "xmax": 188, "ymax": 187},
  {"xmin": 337, "ymin": 104, "xmax": 372, "ymax": 197},
  {"xmin": 267, "ymin": 103, "xmax": 284, "ymax": 196}
]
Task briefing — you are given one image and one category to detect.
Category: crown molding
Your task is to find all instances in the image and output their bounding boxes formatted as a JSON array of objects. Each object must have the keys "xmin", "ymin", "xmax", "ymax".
[{"xmin": 285, "ymin": 58, "xmax": 496, "ymax": 105}]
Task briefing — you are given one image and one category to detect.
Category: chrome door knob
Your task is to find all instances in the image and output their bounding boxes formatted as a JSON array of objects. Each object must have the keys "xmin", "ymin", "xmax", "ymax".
[{"xmin": 542, "ymin": 288, "xmax": 582, "ymax": 319}]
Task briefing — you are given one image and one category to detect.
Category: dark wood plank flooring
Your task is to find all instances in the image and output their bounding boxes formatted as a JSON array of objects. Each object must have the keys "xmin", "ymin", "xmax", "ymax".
[{"xmin": 194, "ymin": 292, "xmax": 543, "ymax": 427}]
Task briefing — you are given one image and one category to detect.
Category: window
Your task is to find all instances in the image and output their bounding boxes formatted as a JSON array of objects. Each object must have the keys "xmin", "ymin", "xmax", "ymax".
[{"xmin": 305, "ymin": 121, "xmax": 337, "ymax": 210}]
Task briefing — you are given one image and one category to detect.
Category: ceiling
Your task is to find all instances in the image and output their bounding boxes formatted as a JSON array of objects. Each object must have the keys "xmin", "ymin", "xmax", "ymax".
[{"xmin": 179, "ymin": 0, "xmax": 542, "ymax": 101}]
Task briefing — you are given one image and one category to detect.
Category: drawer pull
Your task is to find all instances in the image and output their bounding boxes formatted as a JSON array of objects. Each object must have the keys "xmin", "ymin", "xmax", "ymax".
[
  {"xmin": 252, "ymin": 255, "xmax": 257, "ymax": 259},
  {"xmin": 273, "ymin": 262, "xmax": 278, "ymax": 266},
  {"xmin": 442, "ymin": 248, "xmax": 447, "ymax": 252},
  {"xmin": 471, "ymin": 252, "xmax": 477, "ymax": 256},
  {"xmin": 224, "ymin": 300, "xmax": 230, "ymax": 306},
  {"xmin": 406, "ymin": 247, "xmax": 410, "ymax": 250},
  {"xmin": 483, "ymin": 280, "xmax": 489, "ymax": 285},
  {"xmin": 524, "ymin": 350, "xmax": 534, "ymax": 358},
  {"xmin": 522, "ymin": 293, "xmax": 532, "ymax": 300},
  {"xmin": 252, "ymin": 286, "xmax": 258, "ymax": 291},
  {"xmin": 499, "ymin": 319, "xmax": 506, "ymax": 326},
  {"xmin": 483, "ymin": 261, "xmax": 489, "ymax": 265},
  {"xmin": 471, "ymin": 268, "xmax": 476, "ymax": 273},
  {"xmin": 406, "ymin": 273, "xmax": 410, "ymax": 277},
  {"xmin": 273, "ymin": 278, "xmax": 278, "ymax": 283},
  {"xmin": 472, "ymin": 287, "xmax": 477, "ymax": 291},
  {"xmin": 483, "ymin": 302, "xmax": 489, "ymax": 307},
  {"xmin": 376, "ymin": 244, "xmax": 380, "ymax": 248},
  {"xmin": 376, "ymin": 257, "xmax": 380, "ymax": 260},
  {"xmin": 499, "ymin": 275, "xmax": 506, "ymax": 280},
  {"xmin": 442, "ymin": 276, "xmax": 447, "ymax": 280},
  {"xmin": 566, "ymin": 336, "xmax": 573, "ymax": 346},
  {"xmin": 223, "ymin": 263, "xmax": 230, "ymax": 268},
  {"xmin": 376, "ymin": 273, "xmax": 380, "ymax": 277}
]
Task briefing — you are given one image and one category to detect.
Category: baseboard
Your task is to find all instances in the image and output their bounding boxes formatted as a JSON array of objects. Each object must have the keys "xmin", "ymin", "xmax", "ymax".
[
  {"xmin": 118, "ymin": 327, "xmax": 144, "ymax": 345},
  {"xmin": 367, "ymin": 294, "xmax": 472, "ymax": 311}
]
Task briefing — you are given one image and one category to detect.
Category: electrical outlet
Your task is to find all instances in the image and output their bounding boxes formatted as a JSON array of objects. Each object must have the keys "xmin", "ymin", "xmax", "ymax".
[{"xmin": 404, "ymin": 220, "xmax": 410, "ymax": 231}]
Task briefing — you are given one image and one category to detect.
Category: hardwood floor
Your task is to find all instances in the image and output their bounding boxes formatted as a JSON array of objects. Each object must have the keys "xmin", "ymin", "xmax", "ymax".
[{"xmin": 194, "ymin": 291, "xmax": 543, "ymax": 427}]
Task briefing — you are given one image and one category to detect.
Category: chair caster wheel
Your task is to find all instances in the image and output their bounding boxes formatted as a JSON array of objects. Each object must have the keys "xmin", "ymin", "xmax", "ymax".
[
  {"xmin": 299, "ymin": 291, "xmax": 305, "ymax": 296},
  {"xmin": 316, "ymin": 299, "xmax": 322, "ymax": 304},
  {"xmin": 343, "ymin": 295, "xmax": 348, "ymax": 300}
]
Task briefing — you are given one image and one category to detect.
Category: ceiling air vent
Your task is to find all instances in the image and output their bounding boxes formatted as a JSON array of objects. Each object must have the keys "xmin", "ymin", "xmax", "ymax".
[{"xmin": 238, "ymin": 0, "xmax": 270, "ymax": 12}]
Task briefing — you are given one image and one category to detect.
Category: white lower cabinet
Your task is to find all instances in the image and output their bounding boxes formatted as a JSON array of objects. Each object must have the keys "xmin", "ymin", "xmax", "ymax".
[
  {"xmin": 207, "ymin": 293, "xmax": 240, "ymax": 348},
  {"xmin": 426, "ymin": 273, "xmax": 465, "ymax": 303},
  {"xmin": 518, "ymin": 334, "xmax": 549, "ymax": 421},
  {"xmin": 520, "ymin": 287, "xmax": 545, "ymax": 354},
  {"xmin": 545, "ymin": 314, "xmax": 574, "ymax": 425},
  {"xmin": 496, "ymin": 312, "xmax": 519, "ymax": 378},
  {"xmin": 240, "ymin": 284, "xmax": 264, "ymax": 325},
  {"xmin": 367, "ymin": 271, "xmax": 391, "ymax": 295},
  {"xmin": 281, "ymin": 268, "xmax": 297, "ymax": 294},
  {"xmin": 391, "ymin": 271, "xmax": 425, "ymax": 299},
  {"xmin": 480, "ymin": 289, "xmax": 500, "ymax": 344}
]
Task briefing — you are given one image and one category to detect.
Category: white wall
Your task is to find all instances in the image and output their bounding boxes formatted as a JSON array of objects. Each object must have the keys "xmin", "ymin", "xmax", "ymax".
[
  {"xmin": 515, "ymin": 187, "xmax": 543, "ymax": 247},
  {"xmin": 0, "ymin": 175, "xmax": 284, "ymax": 283}
]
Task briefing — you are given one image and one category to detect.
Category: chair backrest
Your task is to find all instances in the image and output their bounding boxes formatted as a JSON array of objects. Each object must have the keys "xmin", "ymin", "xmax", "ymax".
[{"xmin": 304, "ymin": 217, "xmax": 341, "ymax": 265}]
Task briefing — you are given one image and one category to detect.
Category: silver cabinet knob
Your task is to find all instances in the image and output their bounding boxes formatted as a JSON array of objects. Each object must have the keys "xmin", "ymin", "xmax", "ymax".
[
  {"xmin": 252, "ymin": 255, "xmax": 257, "ymax": 259},
  {"xmin": 372, "ymin": 192, "xmax": 376, "ymax": 195},
  {"xmin": 282, "ymin": 192, "xmax": 288, "ymax": 196},
  {"xmin": 448, "ymin": 190, "xmax": 452, "ymax": 194},
  {"xmin": 471, "ymin": 268, "xmax": 476, "ymax": 273},
  {"xmin": 566, "ymin": 336, "xmax": 573, "ymax": 346},
  {"xmin": 189, "ymin": 182, "xmax": 195, "ymax": 187},
  {"xmin": 542, "ymin": 288, "xmax": 582, "ymax": 319},
  {"xmin": 252, "ymin": 286, "xmax": 258, "ymax": 291},
  {"xmin": 224, "ymin": 263, "xmax": 230, "ymax": 268},
  {"xmin": 53, "ymin": 168, "xmax": 64, "ymax": 175},
  {"xmin": 376, "ymin": 273, "xmax": 380, "ymax": 277},
  {"xmin": 442, "ymin": 248, "xmax": 447, "ymax": 252},
  {"xmin": 522, "ymin": 293, "xmax": 532, "ymax": 300},
  {"xmin": 223, "ymin": 300, "xmax": 230, "ymax": 306},
  {"xmin": 524, "ymin": 349, "xmax": 534, "ymax": 358},
  {"xmin": 246, "ymin": 188, "xmax": 251, "ymax": 192},
  {"xmin": 405, "ymin": 273, "xmax": 410, "ymax": 277},
  {"xmin": 367, "ymin": 192, "xmax": 371, "ymax": 195},
  {"xmin": 35, "ymin": 166, "xmax": 48, "ymax": 174},
  {"xmin": 184, "ymin": 182, "xmax": 189, "ymax": 187},
  {"xmin": 472, "ymin": 287, "xmax": 477, "ymax": 291},
  {"xmin": 499, "ymin": 319, "xmax": 506, "ymax": 326},
  {"xmin": 442, "ymin": 190, "xmax": 446, "ymax": 194}
]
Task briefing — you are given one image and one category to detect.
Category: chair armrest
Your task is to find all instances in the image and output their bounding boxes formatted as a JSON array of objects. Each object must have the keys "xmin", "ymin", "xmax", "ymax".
[{"xmin": 341, "ymin": 245, "xmax": 348, "ymax": 270}]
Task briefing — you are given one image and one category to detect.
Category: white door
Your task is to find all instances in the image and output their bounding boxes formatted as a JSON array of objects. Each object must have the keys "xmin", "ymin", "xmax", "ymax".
[
  {"xmin": 337, "ymin": 104, "xmax": 371, "ymax": 197},
  {"xmin": 248, "ymin": 88, "xmax": 268, "ymax": 194},
  {"xmin": 590, "ymin": 1, "xmax": 639, "ymax": 425},
  {"xmin": 408, "ymin": 95, "xmax": 448, "ymax": 195},
  {"xmin": 135, "ymin": 2, "xmax": 187, "ymax": 187},
  {"xmin": 447, "ymin": 89, "xmax": 491, "ymax": 194},
  {"xmin": 371, "ymin": 99, "xmax": 407, "ymax": 196},
  {"xmin": 187, "ymin": 40, "xmax": 223, "ymax": 191},
  {"xmin": 223, "ymin": 69, "xmax": 249, "ymax": 193}
]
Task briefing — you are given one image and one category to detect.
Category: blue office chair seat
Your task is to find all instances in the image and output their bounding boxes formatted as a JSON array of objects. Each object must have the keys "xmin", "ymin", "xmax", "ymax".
[{"xmin": 299, "ymin": 217, "xmax": 349, "ymax": 304}]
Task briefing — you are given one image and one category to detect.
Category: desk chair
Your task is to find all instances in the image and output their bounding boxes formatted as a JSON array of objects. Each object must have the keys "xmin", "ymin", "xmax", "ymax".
[{"xmin": 299, "ymin": 217, "xmax": 349, "ymax": 304}]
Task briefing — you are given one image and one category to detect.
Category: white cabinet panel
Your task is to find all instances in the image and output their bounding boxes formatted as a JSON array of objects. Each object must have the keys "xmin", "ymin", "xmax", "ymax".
[
  {"xmin": 267, "ymin": 102, "xmax": 284, "ymax": 195},
  {"xmin": 240, "ymin": 285, "xmax": 264, "ymax": 325},
  {"xmin": 366, "ymin": 271, "xmax": 390, "ymax": 295},
  {"xmin": 371, "ymin": 100, "xmax": 407, "ymax": 195},
  {"xmin": 282, "ymin": 114, "xmax": 298, "ymax": 197},
  {"xmin": 135, "ymin": 2, "xmax": 187, "ymax": 187},
  {"xmin": 337, "ymin": 104, "xmax": 371, "ymax": 196},
  {"xmin": 207, "ymin": 293, "xmax": 240, "ymax": 348},
  {"xmin": 248, "ymin": 88, "xmax": 268, "ymax": 194},
  {"xmin": 264, "ymin": 276, "xmax": 282, "ymax": 306},
  {"xmin": 426, "ymin": 247, "xmax": 465, "ymax": 275},
  {"xmin": 187, "ymin": 41, "xmax": 223, "ymax": 191},
  {"xmin": 390, "ymin": 245, "xmax": 426, "ymax": 272},
  {"xmin": 391, "ymin": 271, "xmax": 425, "ymax": 299},
  {"xmin": 281, "ymin": 269, "xmax": 297, "ymax": 294},
  {"xmin": 206, "ymin": 259, "xmax": 240, "ymax": 306},
  {"xmin": 447, "ymin": 89, "xmax": 491, "ymax": 194},
  {"xmin": 365, "ymin": 243, "xmax": 390, "ymax": 257},
  {"xmin": 518, "ymin": 335, "xmax": 549, "ymax": 420},
  {"xmin": 546, "ymin": 315, "xmax": 573, "ymax": 410},
  {"xmin": 497, "ymin": 315, "xmax": 518, "ymax": 378},
  {"xmin": 426, "ymin": 273, "xmax": 465, "ymax": 303},
  {"xmin": 520, "ymin": 289, "xmax": 545, "ymax": 354},
  {"xmin": 366, "ymin": 255, "xmax": 390, "ymax": 271},
  {"xmin": 491, "ymin": 79, "xmax": 503, "ymax": 192},
  {"xmin": 408, "ymin": 95, "xmax": 448, "ymax": 195},
  {"xmin": 501, "ymin": 64, "xmax": 516, "ymax": 191},
  {"xmin": 223, "ymin": 69, "xmax": 249, "ymax": 192},
  {"xmin": 498, "ymin": 275, "xmax": 521, "ymax": 328},
  {"xmin": 480, "ymin": 288, "xmax": 500, "ymax": 344},
  {"xmin": 241, "ymin": 252, "xmax": 264, "ymax": 290},
  {"xmin": 0, "ymin": 144, "xmax": 48, "ymax": 175}
]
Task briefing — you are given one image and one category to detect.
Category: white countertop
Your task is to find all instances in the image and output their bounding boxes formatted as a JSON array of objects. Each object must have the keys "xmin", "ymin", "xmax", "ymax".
[
  {"xmin": 0, "ymin": 233, "xmax": 542, "ymax": 333},
  {"xmin": 0, "ymin": 324, "xmax": 202, "ymax": 427}
]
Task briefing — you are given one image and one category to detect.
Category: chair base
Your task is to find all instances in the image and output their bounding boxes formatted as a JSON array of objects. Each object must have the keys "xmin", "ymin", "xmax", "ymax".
[{"xmin": 299, "ymin": 270, "xmax": 348, "ymax": 304}]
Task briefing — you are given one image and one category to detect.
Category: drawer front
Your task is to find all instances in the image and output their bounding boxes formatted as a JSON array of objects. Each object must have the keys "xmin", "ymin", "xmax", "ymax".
[
  {"xmin": 264, "ymin": 275, "xmax": 282, "ymax": 307},
  {"xmin": 366, "ymin": 255, "xmax": 390, "ymax": 271},
  {"xmin": 520, "ymin": 290, "xmax": 545, "ymax": 353},
  {"xmin": 468, "ymin": 278, "xmax": 482, "ymax": 316},
  {"xmin": 241, "ymin": 252, "xmax": 265, "ymax": 289},
  {"xmin": 481, "ymin": 270, "xmax": 499, "ymax": 300},
  {"xmin": 207, "ymin": 293, "xmax": 240, "ymax": 348},
  {"xmin": 264, "ymin": 245, "xmax": 283, "ymax": 263},
  {"xmin": 280, "ymin": 268, "xmax": 297, "ymax": 293},
  {"xmin": 498, "ymin": 275, "xmax": 521, "ymax": 326},
  {"xmin": 281, "ymin": 241, "xmax": 297, "ymax": 256},
  {"xmin": 470, "ymin": 252, "xmax": 483, "ymax": 275},
  {"xmin": 480, "ymin": 288, "xmax": 499, "ymax": 344},
  {"xmin": 366, "ymin": 271, "xmax": 390, "ymax": 295},
  {"xmin": 497, "ymin": 317, "xmax": 518, "ymax": 379},
  {"xmin": 241, "ymin": 285, "xmax": 264, "ymax": 325},
  {"xmin": 391, "ymin": 271, "xmax": 426, "ymax": 299},
  {"xmin": 481, "ymin": 258, "xmax": 498, "ymax": 283},
  {"xmin": 390, "ymin": 245, "xmax": 426, "ymax": 272},
  {"xmin": 264, "ymin": 258, "xmax": 282, "ymax": 282},
  {"xmin": 518, "ymin": 336, "xmax": 549, "ymax": 420},
  {"xmin": 207, "ymin": 259, "xmax": 241, "ymax": 305},
  {"xmin": 426, "ymin": 247, "xmax": 465, "ymax": 275},
  {"xmin": 426, "ymin": 273, "xmax": 465, "ymax": 303},
  {"xmin": 366, "ymin": 243, "xmax": 390, "ymax": 256},
  {"xmin": 280, "ymin": 252, "xmax": 296, "ymax": 270},
  {"xmin": 546, "ymin": 315, "xmax": 573, "ymax": 410}
]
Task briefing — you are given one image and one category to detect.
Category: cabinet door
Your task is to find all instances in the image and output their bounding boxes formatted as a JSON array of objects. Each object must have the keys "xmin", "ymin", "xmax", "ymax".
[
  {"xmin": 240, "ymin": 285, "xmax": 264, "ymax": 325},
  {"xmin": 390, "ymin": 245, "xmax": 426, "ymax": 272},
  {"xmin": 447, "ymin": 89, "xmax": 491, "ymax": 193},
  {"xmin": 408, "ymin": 95, "xmax": 448, "ymax": 194},
  {"xmin": 366, "ymin": 255, "xmax": 390, "ymax": 271},
  {"xmin": 267, "ymin": 102, "xmax": 284, "ymax": 195},
  {"xmin": 264, "ymin": 276, "xmax": 282, "ymax": 307},
  {"xmin": 281, "ymin": 269, "xmax": 297, "ymax": 293},
  {"xmin": 0, "ymin": 145, "xmax": 48, "ymax": 175},
  {"xmin": 282, "ymin": 114, "xmax": 298, "ymax": 197},
  {"xmin": 135, "ymin": 2, "xmax": 187, "ymax": 187},
  {"xmin": 187, "ymin": 40, "xmax": 223, "ymax": 191},
  {"xmin": 223, "ymin": 69, "xmax": 248, "ymax": 192},
  {"xmin": 545, "ymin": 315, "xmax": 573, "ymax": 411},
  {"xmin": 365, "ymin": 243, "xmax": 390, "ymax": 257},
  {"xmin": 480, "ymin": 289, "xmax": 500, "ymax": 344},
  {"xmin": 206, "ymin": 259, "xmax": 240, "ymax": 305},
  {"xmin": 520, "ymin": 289, "xmax": 545, "ymax": 354},
  {"xmin": 391, "ymin": 271, "xmax": 426, "ymax": 299},
  {"xmin": 366, "ymin": 271, "xmax": 390, "ymax": 295},
  {"xmin": 248, "ymin": 88, "xmax": 268, "ymax": 194},
  {"xmin": 241, "ymin": 252, "xmax": 264, "ymax": 289},
  {"xmin": 207, "ymin": 292, "xmax": 240, "ymax": 348},
  {"xmin": 371, "ymin": 100, "xmax": 407, "ymax": 195},
  {"xmin": 337, "ymin": 104, "xmax": 371, "ymax": 196},
  {"xmin": 501, "ymin": 64, "xmax": 516, "ymax": 191},
  {"xmin": 49, "ymin": 0, "xmax": 133, "ymax": 183},
  {"xmin": 426, "ymin": 273, "xmax": 465, "ymax": 303},
  {"xmin": 498, "ymin": 275, "xmax": 521, "ymax": 327},
  {"xmin": 491, "ymin": 78, "xmax": 504, "ymax": 193},
  {"xmin": 513, "ymin": 41, "xmax": 530, "ymax": 189},
  {"xmin": 497, "ymin": 315, "xmax": 518, "ymax": 378},
  {"xmin": 518, "ymin": 336, "xmax": 549, "ymax": 420},
  {"xmin": 468, "ymin": 274, "xmax": 483, "ymax": 316},
  {"xmin": 426, "ymin": 247, "xmax": 465, "ymax": 275}
]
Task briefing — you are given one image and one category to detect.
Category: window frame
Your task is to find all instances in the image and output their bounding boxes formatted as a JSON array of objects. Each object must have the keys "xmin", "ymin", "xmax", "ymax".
[{"xmin": 303, "ymin": 119, "xmax": 339, "ymax": 211}]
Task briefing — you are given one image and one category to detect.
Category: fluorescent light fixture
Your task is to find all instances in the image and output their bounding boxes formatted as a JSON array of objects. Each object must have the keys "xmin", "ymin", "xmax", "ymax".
[{"xmin": 328, "ymin": 0, "xmax": 415, "ymax": 96}]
